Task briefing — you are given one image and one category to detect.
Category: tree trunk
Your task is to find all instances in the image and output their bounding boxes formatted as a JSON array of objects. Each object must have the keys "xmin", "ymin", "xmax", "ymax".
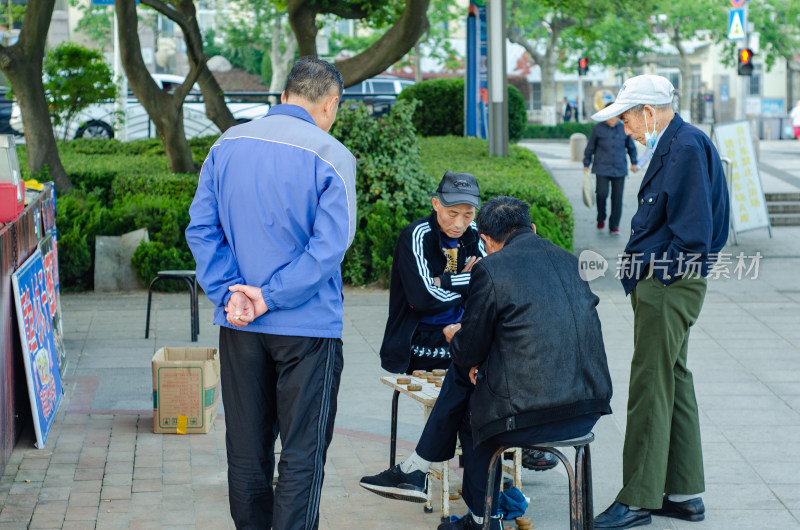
[
  {"xmin": 672, "ymin": 28, "xmax": 693, "ymax": 121},
  {"xmin": 0, "ymin": 0, "xmax": 71, "ymax": 192},
  {"xmin": 116, "ymin": 0, "xmax": 198, "ymax": 173},
  {"xmin": 288, "ymin": 0, "xmax": 430, "ymax": 88},
  {"xmin": 335, "ymin": 0, "xmax": 430, "ymax": 86},
  {"xmin": 414, "ymin": 43, "xmax": 422, "ymax": 83},
  {"xmin": 142, "ymin": 0, "xmax": 236, "ymax": 133},
  {"xmin": 268, "ymin": 14, "xmax": 297, "ymax": 103},
  {"xmin": 288, "ymin": 4, "xmax": 319, "ymax": 58},
  {"xmin": 540, "ymin": 61, "xmax": 557, "ymax": 126}
]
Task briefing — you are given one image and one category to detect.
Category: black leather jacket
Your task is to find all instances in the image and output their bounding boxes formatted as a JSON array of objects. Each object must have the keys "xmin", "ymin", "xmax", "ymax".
[{"xmin": 450, "ymin": 229, "xmax": 612, "ymax": 444}]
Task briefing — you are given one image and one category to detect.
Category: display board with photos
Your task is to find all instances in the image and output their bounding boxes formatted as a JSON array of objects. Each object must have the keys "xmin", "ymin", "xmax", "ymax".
[{"xmin": 11, "ymin": 247, "xmax": 64, "ymax": 449}]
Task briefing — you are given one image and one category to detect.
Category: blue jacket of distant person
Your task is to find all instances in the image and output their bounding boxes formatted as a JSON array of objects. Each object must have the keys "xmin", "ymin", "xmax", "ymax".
[{"xmin": 186, "ymin": 104, "xmax": 357, "ymax": 338}]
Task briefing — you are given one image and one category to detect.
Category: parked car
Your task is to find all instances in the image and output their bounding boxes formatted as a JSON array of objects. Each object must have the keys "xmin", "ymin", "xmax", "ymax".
[
  {"xmin": 0, "ymin": 91, "xmax": 16, "ymax": 135},
  {"xmin": 9, "ymin": 73, "xmax": 270, "ymax": 141},
  {"xmin": 341, "ymin": 75, "xmax": 415, "ymax": 116}
]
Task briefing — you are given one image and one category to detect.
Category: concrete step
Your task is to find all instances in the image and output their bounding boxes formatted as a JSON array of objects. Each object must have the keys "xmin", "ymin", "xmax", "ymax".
[
  {"xmin": 766, "ymin": 192, "xmax": 800, "ymax": 202},
  {"xmin": 769, "ymin": 213, "xmax": 800, "ymax": 226},
  {"xmin": 767, "ymin": 201, "xmax": 800, "ymax": 214}
]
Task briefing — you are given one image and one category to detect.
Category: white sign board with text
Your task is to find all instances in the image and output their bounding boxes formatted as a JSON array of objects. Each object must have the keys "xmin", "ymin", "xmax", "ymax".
[{"xmin": 713, "ymin": 121, "xmax": 771, "ymax": 236}]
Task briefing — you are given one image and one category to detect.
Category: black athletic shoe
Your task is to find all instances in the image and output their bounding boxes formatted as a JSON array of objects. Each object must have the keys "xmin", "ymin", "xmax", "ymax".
[
  {"xmin": 522, "ymin": 449, "xmax": 558, "ymax": 471},
  {"xmin": 359, "ymin": 464, "xmax": 428, "ymax": 503},
  {"xmin": 437, "ymin": 514, "xmax": 502, "ymax": 530}
]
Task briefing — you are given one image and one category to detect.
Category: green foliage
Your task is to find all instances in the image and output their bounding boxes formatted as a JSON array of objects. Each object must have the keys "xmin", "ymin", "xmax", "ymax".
[
  {"xmin": 68, "ymin": 0, "xmax": 113, "ymax": 52},
  {"xmin": 419, "ymin": 136, "xmax": 573, "ymax": 251},
  {"xmin": 331, "ymin": 100, "xmax": 435, "ymax": 284},
  {"xmin": 131, "ymin": 241, "xmax": 195, "ymax": 291},
  {"xmin": 397, "ymin": 78, "xmax": 463, "ymax": 136},
  {"xmin": 397, "ymin": 78, "xmax": 527, "ymax": 141},
  {"xmin": 43, "ymin": 42, "xmax": 118, "ymax": 141},
  {"xmin": 19, "ymin": 136, "xmax": 206, "ymax": 291},
  {"xmin": 522, "ymin": 122, "xmax": 595, "ymax": 139},
  {"xmin": 507, "ymin": 85, "xmax": 527, "ymax": 142}
]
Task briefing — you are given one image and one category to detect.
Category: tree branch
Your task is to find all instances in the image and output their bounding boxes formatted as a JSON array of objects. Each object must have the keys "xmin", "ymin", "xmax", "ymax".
[{"xmin": 334, "ymin": 0, "xmax": 430, "ymax": 86}]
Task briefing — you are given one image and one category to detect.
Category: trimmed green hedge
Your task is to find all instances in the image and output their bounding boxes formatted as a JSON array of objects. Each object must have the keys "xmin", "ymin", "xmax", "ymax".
[
  {"xmin": 18, "ymin": 138, "xmax": 203, "ymax": 291},
  {"xmin": 522, "ymin": 122, "xmax": 595, "ymax": 139},
  {"xmin": 397, "ymin": 78, "xmax": 527, "ymax": 142},
  {"xmin": 18, "ymin": 111, "xmax": 572, "ymax": 290},
  {"xmin": 419, "ymin": 136, "xmax": 573, "ymax": 252}
]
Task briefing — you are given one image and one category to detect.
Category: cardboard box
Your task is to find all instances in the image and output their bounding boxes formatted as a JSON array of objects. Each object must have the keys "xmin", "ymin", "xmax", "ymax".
[{"xmin": 152, "ymin": 347, "xmax": 220, "ymax": 434}]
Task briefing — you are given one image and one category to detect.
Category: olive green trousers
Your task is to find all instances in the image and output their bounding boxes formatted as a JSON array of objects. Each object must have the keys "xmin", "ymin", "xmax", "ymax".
[{"xmin": 616, "ymin": 273, "xmax": 707, "ymax": 509}]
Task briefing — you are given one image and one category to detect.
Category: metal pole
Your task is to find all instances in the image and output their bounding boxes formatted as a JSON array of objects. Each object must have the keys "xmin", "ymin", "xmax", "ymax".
[
  {"xmin": 486, "ymin": 0, "xmax": 508, "ymax": 156},
  {"xmin": 577, "ymin": 78, "xmax": 584, "ymax": 123}
]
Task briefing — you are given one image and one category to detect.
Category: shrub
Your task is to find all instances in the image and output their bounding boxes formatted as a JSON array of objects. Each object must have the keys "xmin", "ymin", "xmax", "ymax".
[
  {"xmin": 397, "ymin": 78, "xmax": 527, "ymax": 141},
  {"xmin": 419, "ymin": 136, "xmax": 573, "ymax": 251},
  {"xmin": 522, "ymin": 122, "xmax": 595, "ymax": 139},
  {"xmin": 331, "ymin": 100, "xmax": 434, "ymax": 284}
]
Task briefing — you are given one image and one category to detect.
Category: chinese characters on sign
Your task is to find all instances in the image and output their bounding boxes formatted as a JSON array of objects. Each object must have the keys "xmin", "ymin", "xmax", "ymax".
[
  {"xmin": 11, "ymin": 248, "xmax": 64, "ymax": 449},
  {"xmin": 713, "ymin": 121, "xmax": 770, "ymax": 235}
]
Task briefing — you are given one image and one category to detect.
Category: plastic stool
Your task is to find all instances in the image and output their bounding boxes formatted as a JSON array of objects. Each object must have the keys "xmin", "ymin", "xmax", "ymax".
[
  {"xmin": 145, "ymin": 270, "xmax": 199, "ymax": 342},
  {"xmin": 483, "ymin": 432, "xmax": 595, "ymax": 530}
]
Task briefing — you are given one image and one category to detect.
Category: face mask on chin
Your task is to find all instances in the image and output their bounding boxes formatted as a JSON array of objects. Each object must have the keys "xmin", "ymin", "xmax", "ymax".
[{"xmin": 643, "ymin": 107, "xmax": 657, "ymax": 149}]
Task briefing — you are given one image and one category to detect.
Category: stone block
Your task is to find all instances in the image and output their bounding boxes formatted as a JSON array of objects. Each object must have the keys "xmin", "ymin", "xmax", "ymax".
[{"xmin": 94, "ymin": 228, "xmax": 149, "ymax": 292}]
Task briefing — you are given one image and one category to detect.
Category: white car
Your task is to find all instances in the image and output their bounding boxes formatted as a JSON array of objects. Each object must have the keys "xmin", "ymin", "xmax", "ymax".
[{"xmin": 9, "ymin": 73, "xmax": 270, "ymax": 141}]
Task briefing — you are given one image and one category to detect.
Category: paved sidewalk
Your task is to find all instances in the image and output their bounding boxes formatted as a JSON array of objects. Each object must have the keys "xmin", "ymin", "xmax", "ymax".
[{"xmin": 1, "ymin": 139, "xmax": 799, "ymax": 529}]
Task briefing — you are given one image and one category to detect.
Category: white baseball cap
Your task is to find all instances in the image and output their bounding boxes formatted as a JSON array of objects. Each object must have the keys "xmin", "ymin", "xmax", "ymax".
[{"xmin": 591, "ymin": 75, "xmax": 675, "ymax": 122}]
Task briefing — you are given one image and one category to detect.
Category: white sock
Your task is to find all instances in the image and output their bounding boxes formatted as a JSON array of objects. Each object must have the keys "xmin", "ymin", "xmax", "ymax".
[
  {"xmin": 471, "ymin": 513, "xmax": 483, "ymax": 524},
  {"xmin": 399, "ymin": 451, "xmax": 431, "ymax": 474},
  {"xmin": 667, "ymin": 493, "xmax": 701, "ymax": 502},
  {"xmin": 628, "ymin": 505, "xmax": 641, "ymax": 511}
]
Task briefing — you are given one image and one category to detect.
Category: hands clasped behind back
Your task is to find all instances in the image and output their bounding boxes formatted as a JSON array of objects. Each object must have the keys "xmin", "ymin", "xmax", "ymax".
[{"xmin": 224, "ymin": 285, "xmax": 269, "ymax": 328}]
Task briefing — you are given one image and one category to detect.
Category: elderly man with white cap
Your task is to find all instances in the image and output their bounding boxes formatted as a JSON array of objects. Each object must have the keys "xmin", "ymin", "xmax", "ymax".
[{"xmin": 591, "ymin": 75, "xmax": 729, "ymax": 529}]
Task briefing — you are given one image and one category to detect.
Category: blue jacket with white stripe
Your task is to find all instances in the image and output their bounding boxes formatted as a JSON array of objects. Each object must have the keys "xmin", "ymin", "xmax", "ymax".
[
  {"xmin": 379, "ymin": 211, "xmax": 485, "ymax": 373},
  {"xmin": 186, "ymin": 104, "xmax": 357, "ymax": 338}
]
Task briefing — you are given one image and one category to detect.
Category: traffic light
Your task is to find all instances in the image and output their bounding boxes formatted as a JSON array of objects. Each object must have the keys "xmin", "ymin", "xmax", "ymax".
[
  {"xmin": 737, "ymin": 48, "xmax": 754, "ymax": 76},
  {"xmin": 578, "ymin": 57, "xmax": 589, "ymax": 76}
]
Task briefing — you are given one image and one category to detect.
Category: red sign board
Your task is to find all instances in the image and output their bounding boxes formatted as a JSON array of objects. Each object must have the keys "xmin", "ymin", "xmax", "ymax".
[{"xmin": 730, "ymin": 0, "xmax": 745, "ymax": 7}]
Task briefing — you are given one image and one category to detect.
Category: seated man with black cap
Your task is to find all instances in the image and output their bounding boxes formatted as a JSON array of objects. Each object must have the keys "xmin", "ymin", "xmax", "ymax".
[{"xmin": 360, "ymin": 172, "xmax": 555, "ymax": 507}]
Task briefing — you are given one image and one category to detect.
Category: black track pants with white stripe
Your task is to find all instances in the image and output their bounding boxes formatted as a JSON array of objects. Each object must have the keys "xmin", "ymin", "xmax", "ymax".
[{"xmin": 219, "ymin": 327, "xmax": 343, "ymax": 530}]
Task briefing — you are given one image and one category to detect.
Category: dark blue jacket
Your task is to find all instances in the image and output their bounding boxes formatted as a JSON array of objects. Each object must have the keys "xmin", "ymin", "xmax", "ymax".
[
  {"xmin": 619, "ymin": 114, "xmax": 729, "ymax": 294},
  {"xmin": 583, "ymin": 121, "xmax": 637, "ymax": 177}
]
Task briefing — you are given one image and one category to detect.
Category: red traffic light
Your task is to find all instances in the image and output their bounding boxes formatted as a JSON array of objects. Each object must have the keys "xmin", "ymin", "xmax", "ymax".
[
  {"xmin": 578, "ymin": 57, "xmax": 589, "ymax": 76},
  {"xmin": 739, "ymin": 49, "xmax": 751, "ymax": 63},
  {"xmin": 737, "ymin": 48, "xmax": 754, "ymax": 75}
]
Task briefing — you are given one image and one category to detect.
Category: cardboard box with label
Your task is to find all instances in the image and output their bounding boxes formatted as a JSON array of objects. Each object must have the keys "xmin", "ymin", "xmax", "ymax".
[{"xmin": 152, "ymin": 347, "xmax": 220, "ymax": 434}]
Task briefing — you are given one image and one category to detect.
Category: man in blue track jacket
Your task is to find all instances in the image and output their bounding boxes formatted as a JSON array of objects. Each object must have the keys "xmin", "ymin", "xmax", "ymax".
[{"xmin": 186, "ymin": 57, "xmax": 356, "ymax": 530}]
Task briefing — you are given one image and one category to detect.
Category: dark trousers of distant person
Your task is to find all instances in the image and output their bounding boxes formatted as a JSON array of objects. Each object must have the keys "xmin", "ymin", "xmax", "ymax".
[
  {"xmin": 219, "ymin": 327, "xmax": 343, "ymax": 530},
  {"xmin": 596, "ymin": 175, "xmax": 625, "ymax": 231}
]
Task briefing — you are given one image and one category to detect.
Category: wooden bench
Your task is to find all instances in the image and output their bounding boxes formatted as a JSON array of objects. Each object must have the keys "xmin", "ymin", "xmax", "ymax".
[{"xmin": 381, "ymin": 375, "xmax": 522, "ymax": 521}]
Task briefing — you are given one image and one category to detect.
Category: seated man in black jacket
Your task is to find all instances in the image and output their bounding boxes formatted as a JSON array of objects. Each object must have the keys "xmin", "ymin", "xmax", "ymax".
[{"xmin": 439, "ymin": 196, "xmax": 613, "ymax": 530}]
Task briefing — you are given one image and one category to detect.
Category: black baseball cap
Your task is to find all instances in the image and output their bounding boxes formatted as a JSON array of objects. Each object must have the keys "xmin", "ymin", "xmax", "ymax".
[{"xmin": 433, "ymin": 171, "xmax": 481, "ymax": 208}]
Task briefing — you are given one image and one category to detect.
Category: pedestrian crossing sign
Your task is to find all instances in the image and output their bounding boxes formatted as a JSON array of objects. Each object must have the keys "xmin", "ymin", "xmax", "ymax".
[{"xmin": 728, "ymin": 8, "xmax": 746, "ymax": 41}]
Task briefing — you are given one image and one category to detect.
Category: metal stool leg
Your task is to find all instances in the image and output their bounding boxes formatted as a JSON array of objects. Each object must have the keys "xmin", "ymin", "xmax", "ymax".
[
  {"xmin": 192, "ymin": 275, "xmax": 199, "ymax": 337},
  {"xmin": 145, "ymin": 276, "xmax": 162, "ymax": 338},
  {"xmin": 180, "ymin": 277, "xmax": 197, "ymax": 342},
  {"xmin": 583, "ymin": 444, "xmax": 594, "ymax": 529},
  {"xmin": 482, "ymin": 446, "xmax": 506, "ymax": 530},
  {"xmin": 390, "ymin": 390, "xmax": 400, "ymax": 467}
]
